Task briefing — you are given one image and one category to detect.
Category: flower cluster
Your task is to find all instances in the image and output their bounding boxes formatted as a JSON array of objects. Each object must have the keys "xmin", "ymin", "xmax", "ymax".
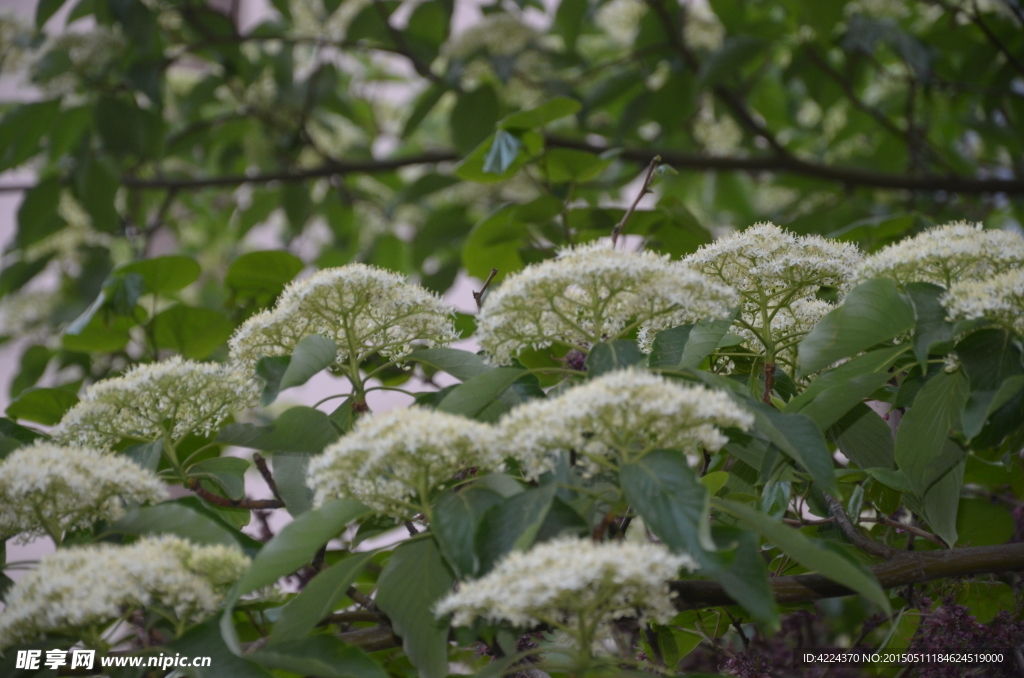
[
  {"xmin": 682, "ymin": 223, "xmax": 861, "ymax": 366},
  {"xmin": 857, "ymin": 221, "xmax": 1024, "ymax": 288},
  {"xmin": 54, "ymin": 357, "xmax": 258, "ymax": 449},
  {"xmin": 434, "ymin": 537, "xmax": 693, "ymax": 629},
  {"xmin": 498, "ymin": 370, "xmax": 753, "ymax": 480},
  {"xmin": 306, "ymin": 408, "xmax": 501, "ymax": 519},
  {"xmin": 0, "ymin": 442, "xmax": 167, "ymax": 543},
  {"xmin": 476, "ymin": 242, "xmax": 737, "ymax": 365},
  {"xmin": 943, "ymin": 267, "xmax": 1024, "ymax": 336},
  {"xmin": 0, "ymin": 536, "xmax": 249, "ymax": 649},
  {"xmin": 229, "ymin": 264, "xmax": 458, "ymax": 371}
]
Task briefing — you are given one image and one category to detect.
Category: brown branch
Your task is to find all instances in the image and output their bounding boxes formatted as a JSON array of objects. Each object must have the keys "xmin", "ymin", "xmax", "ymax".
[
  {"xmin": 612, "ymin": 156, "xmax": 661, "ymax": 247},
  {"xmin": 319, "ymin": 610, "xmax": 385, "ymax": 626},
  {"xmin": 823, "ymin": 493, "xmax": 898, "ymax": 560},
  {"xmin": 253, "ymin": 453, "xmax": 284, "ymax": 504},
  {"xmin": 671, "ymin": 542, "xmax": 1024, "ymax": 610},
  {"xmin": 762, "ymin": 361, "xmax": 776, "ymax": 405},
  {"xmin": 473, "ymin": 268, "xmax": 498, "ymax": 309},
  {"xmin": 185, "ymin": 478, "xmax": 285, "ymax": 509}
]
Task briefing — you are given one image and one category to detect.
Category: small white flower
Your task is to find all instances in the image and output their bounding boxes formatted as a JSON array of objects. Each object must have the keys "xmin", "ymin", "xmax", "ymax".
[
  {"xmin": 0, "ymin": 536, "xmax": 249, "ymax": 649},
  {"xmin": 858, "ymin": 221, "xmax": 1024, "ymax": 288},
  {"xmin": 498, "ymin": 370, "xmax": 753, "ymax": 480},
  {"xmin": 943, "ymin": 267, "xmax": 1024, "ymax": 336},
  {"xmin": 307, "ymin": 408, "xmax": 501, "ymax": 519},
  {"xmin": 434, "ymin": 537, "xmax": 694, "ymax": 629},
  {"xmin": 477, "ymin": 241, "xmax": 737, "ymax": 366},
  {"xmin": 229, "ymin": 263, "xmax": 458, "ymax": 371},
  {"xmin": 0, "ymin": 441, "xmax": 167, "ymax": 543},
  {"xmin": 54, "ymin": 357, "xmax": 259, "ymax": 448}
]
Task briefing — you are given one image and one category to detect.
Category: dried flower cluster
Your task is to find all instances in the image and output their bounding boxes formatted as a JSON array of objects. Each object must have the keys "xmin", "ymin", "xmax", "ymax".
[
  {"xmin": 434, "ymin": 537, "xmax": 694, "ymax": 629},
  {"xmin": 682, "ymin": 223, "xmax": 862, "ymax": 367},
  {"xmin": 229, "ymin": 264, "xmax": 458, "ymax": 371},
  {"xmin": 0, "ymin": 536, "xmax": 249, "ymax": 649},
  {"xmin": 857, "ymin": 221, "xmax": 1024, "ymax": 288},
  {"xmin": 943, "ymin": 267, "xmax": 1024, "ymax": 336},
  {"xmin": 499, "ymin": 370, "xmax": 753, "ymax": 480},
  {"xmin": 307, "ymin": 408, "xmax": 501, "ymax": 519},
  {"xmin": 476, "ymin": 241, "xmax": 737, "ymax": 365},
  {"xmin": 54, "ymin": 357, "xmax": 258, "ymax": 449},
  {"xmin": 0, "ymin": 442, "xmax": 167, "ymax": 543}
]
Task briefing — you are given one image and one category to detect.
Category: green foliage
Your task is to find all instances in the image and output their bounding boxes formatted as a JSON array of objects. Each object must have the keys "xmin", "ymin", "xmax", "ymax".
[{"xmin": 3, "ymin": 0, "xmax": 1024, "ymax": 675}]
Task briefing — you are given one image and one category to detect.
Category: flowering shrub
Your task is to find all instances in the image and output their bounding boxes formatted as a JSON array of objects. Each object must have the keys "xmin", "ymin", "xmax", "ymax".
[{"xmin": 2, "ymin": 1, "xmax": 1024, "ymax": 676}]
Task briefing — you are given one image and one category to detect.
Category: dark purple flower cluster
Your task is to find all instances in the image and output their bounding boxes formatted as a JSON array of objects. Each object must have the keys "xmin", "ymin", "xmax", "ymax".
[
  {"xmin": 563, "ymin": 349, "xmax": 588, "ymax": 372},
  {"xmin": 908, "ymin": 602, "xmax": 1024, "ymax": 677}
]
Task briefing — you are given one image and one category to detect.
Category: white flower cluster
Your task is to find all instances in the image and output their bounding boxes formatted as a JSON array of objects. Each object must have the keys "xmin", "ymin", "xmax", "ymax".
[
  {"xmin": 443, "ymin": 13, "xmax": 536, "ymax": 59},
  {"xmin": 434, "ymin": 537, "xmax": 693, "ymax": 629},
  {"xmin": 307, "ymin": 408, "xmax": 501, "ymax": 518},
  {"xmin": 683, "ymin": 3, "xmax": 726, "ymax": 52},
  {"xmin": 499, "ymin": 370, "xmax": 753, "ymax": 480},
  {"xmin": 857, "ymin": 222, "xmax": 1024, "ymax": 288},
  {"xmin": 54, "ymin": 357, "xmax": 258, "ymax": 448},
  {"xmin": 0, "ymin": 536, "xmax": 249, "ymax": 649},
  {"xmin": 682, "ymin": 223, "xmax": 861, "ymax": 365},
  {"xmin": 476, "ymin": 242, "xmax": 737, "ymax": 366},
  {"xmin": 0, "ymin": 442, "xmax": 167, "ymax": 543},
  {"xmin": 229, "ymin": 264, "xmax": 458, "ymax": 371},
  {"xmin": 944, "ymin": 267, "xmax": 1024, "ymax": 336}
]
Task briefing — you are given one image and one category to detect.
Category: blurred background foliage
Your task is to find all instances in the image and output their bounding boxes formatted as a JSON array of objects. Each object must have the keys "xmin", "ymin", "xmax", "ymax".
[{"xmin": 0, "ymin": 0, "xmax": 1023, "ymax": 403}]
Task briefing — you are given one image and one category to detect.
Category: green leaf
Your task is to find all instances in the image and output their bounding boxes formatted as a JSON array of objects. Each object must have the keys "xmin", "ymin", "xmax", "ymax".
[
  {"xmin": 375, "ymin": 539, "xmax": 455, "ymax": 678},
  {"xmin": 713, "ymin": 498, "xmax": 891, "ymax": 612},
  {"xmin": 6, "ymin": 387, "xmax": 78, "ymax": 426},
  {"xmin": 455, "ymin": 130, "xmax": 543, "ymax": 184},
  {"xmin": 461, "ymin": 205, "xmax": 526, "ymax": 280},
  {"xmin": 621, "ymin": 449, "xmax": 713, "ymax": 554},
  {"xmin": 117, "ymin": 255, "xmax": 201, "ymax": 295},
  {"xmin": 152, "ymin": 305, "xmax": 234, "ymax": 359},
  {"xmin": 752, "ymin": 406, "xmax": 839, "ymax": 497},
  {"xmin": 172, "ymin": 619, "xmax": 274, "ymax": 678},
  {"xmin": 279, "ymin": 335, "xmax": 337, "ymax": 390},
  {"xmin": 648, "ymin": 324, "xmax": 695, "ymax": 368},
  {"xmin": 798, "ymin": 279, "xmax": 915, "ymax": 376},
  {"xmin": 236, "ymin": 499, "xmax": 370, "ymax": 595},
  {"xmin": 963, "ymin": 375, "xmax": 1024, "ymax": 440},
  {"xmin": 679, "ymin": 315, "xmax": 735, "ymax": 369},
  {"xmin": 476, "ymin": 484, "xmax": 556, "ymax": 574},
  {"xmin": 701, "ymin": 528, "xmax": 778, "ymax": 625},
  {"xmin": 433, "ymin": 486, "xmax": 504, "ymax": 576},
  {"xmin": 226, "ymin": 250, "xmax": 304, "ymax": 303},
  {"xmin": 254, "ymin": 636, "xmax": 387, "ymax": 678},
  {"xmin": 955, "ymin": 498, "xmax": 1014, "ymax": 547},
  {"xmin": 921, "ymin": 459, "xmax": 964, "ymax": 547},
  {"xmin": 958, "ymin": 328, "xmax": 1023, "ymax": 392},
  {"xmin": 10, "ymin": 345, "xmax": 53, "ymax": 398},
  {"xmin": 0, "ymin": 417, "xmax": 45, "ymax": 459},
  {"xmin": 112, "ymin": 500, "xmax": 248, "ymax": 549},
  {"xmin": 500, "ymin": 96, "xmax": 581, "ymax": 130},
  {"xmin": 273, "ymin": 451, "xmax": 315, "ymax": 516},
  {"xmin": 906, "ymin": 282, "xmax": 954, "ymax": 371},
  {"xmin": 124, "ymin": 439, "xmax": 163, "ymax": 471},
  {"xmin": 786, "ymin": 345, "xmax": 909, "ymax": 429},
  {"xmin": 256, "ymin": 356, "xmax": 291, "ymax": 407},
  {"xmin": 483, "ymin": 129, "xmax": 522, "ymax": 175},
  {"xmin": 543, "ymin": 148, "xmax": 610, "ymax": 183},
  {"xmin": 698, "ymin": 36, "xmax": 765, "ymax": 86},
  {"xmin": 190, "ymin": 457, "xmax": 250, "ymax": 501},
  {"xmin": 16, "ymin": 177, "xmax": 65, "ymax": 248},
  {"xmin": 405, "ymin": 348, "xmax": 491, "ymax": 381},
  {"xmin": 268, "ymin": 551, "xmax": 378, "ymax": 645},
  {"xmin": 73, "ymin": 154, "xmax": 120, "ymax": 232},
  {"xmin": 402, "ymin": 84, "xmax": 445, "ymax": 138},
  {"xmin": 554, "ymin": 0, "xmax": 587, "ymax": 51},
  {"xmin": 218, "ymin": 406, "xmax": 339, "ymax": 453},
  {"xmin": 0, "ymin": 101, "xmax": 61, "ymax": 172},
  {"xmin": 586, "ymin": 340, "xmax": 645, "ymax": 376},
  {"xmin": 436, "ymin": 367, "xmax": 528, "ymax": 418},
  {"xmin": 895, "ymin": 370, "xmax": 969, "ymax": 497},
  {"xmin": 450, "ymin": 85, "xmax": 501, "ymax": 155},
  {"xmin": 830, "ymin": 404, "xmax": 896, "ymax": 470}
]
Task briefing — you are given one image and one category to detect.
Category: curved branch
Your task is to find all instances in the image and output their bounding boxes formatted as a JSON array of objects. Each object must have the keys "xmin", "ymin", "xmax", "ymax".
[
  {"xmin": 185, "ymin": 478, "xmax": 285, "ymax": 509},
  {"xmin": 671, "ymin": 542, "xmax": 1024, "ymax": 610}
]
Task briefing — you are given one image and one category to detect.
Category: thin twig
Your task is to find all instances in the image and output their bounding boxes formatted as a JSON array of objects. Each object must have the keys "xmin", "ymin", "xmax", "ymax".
[
  {"xmin": 318, "ymin": 610, "xmax": 385, "ymax": 626},
  {"xmin": 823, "ymin": 494, "xmax": 897, "ymax": 560},
  {"xmin": 185, "ymin": 478, "xmax": 285, "ymax": 509},
  {"xmin": 612, "ymin": 156, "xmax": 662, "ymax": 247},
  {"xmin": 473, "ymin": 268, "xmax": 498, "ymax": 308},
  {"xmin": 253, "ymin": 453, "xmax": 284, "ymax": 504}
]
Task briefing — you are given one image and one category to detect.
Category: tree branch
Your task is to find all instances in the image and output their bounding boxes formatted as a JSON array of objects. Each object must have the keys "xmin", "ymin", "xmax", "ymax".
[
  {"xmin": 824, "ymin": 493, "xmax": 899, "ymax": 559},
  {"xmin": 612, "ymin": 156, "xmax": 661, "ymax": 247},
  {"xmin": 185, "ymin": 478, "xmax": 285, "ymax": 509},
  {"xmin": 253, "ymin": 453, "xmax": 284, "ymax": 504},
  {"xmin": 671, "ymin": 542, "xmax": 1024, "ymax": 610}
]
